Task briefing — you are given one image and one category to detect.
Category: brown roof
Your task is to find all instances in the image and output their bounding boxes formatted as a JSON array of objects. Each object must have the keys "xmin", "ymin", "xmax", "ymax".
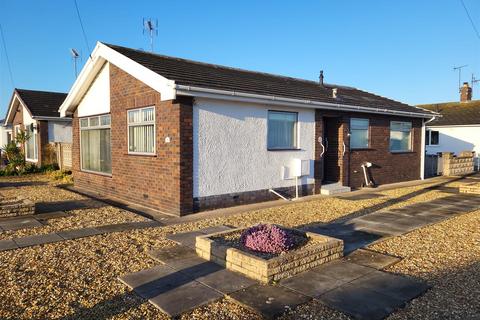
[
  {"xmin": 418, "ymin": 100, "xmax": 480, "ymax": 126},
  {"xmin": 105, "ymin": 43, "xmax": 433, "ymax": 117},
  {"xmin": 15, "ymin": 89, "xmax": 67, "ymax": 118}
]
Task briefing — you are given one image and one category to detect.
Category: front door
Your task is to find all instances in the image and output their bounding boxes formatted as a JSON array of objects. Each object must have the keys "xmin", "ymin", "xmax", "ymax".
[{"xmin": 323, "ymin": 117, "xmax": 343, "ymax": 183}]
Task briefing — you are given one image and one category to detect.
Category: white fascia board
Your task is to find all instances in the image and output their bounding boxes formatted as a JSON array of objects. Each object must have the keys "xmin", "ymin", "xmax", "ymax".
[
  {"xmin": 32, "ymin": 116, "xmax": 72, "ymax": 121},
  {"xmin": 59, "ymin": 42, "xmax": 176, "ymax": 117},
  {"xmin": 426, "ymin": 124, "xmax": 480, "ymax": 128},
  {"xmin": 176, "ymin": 85, "xmax": 435, "ymax": 119}
]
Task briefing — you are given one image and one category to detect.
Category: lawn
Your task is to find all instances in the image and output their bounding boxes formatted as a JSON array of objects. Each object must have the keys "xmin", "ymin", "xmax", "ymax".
[{"xmin": 0, "ymin": 173, "xmax": 478, "ymax": 319}]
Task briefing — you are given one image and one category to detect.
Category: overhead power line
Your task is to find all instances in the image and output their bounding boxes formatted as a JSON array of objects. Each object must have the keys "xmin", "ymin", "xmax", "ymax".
[
  {"xmin": 459, "ymin": 0, "xmax": 480, "ymax": 41},
  {"xmin": 73, "ymin": 0, "xmax": 92, "ymax": 59},
  {"xmin": 0, "ymin": 23, "xmax": 14, "ymax": 87}
]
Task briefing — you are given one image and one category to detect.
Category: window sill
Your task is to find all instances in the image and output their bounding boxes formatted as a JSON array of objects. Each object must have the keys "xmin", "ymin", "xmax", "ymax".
[
  {"xmin": 390, "ymin": 151, "xmax": 415, "ymax": 154},
  {"xmin": 80, "ymin": 169, "xmax": 112, "ymax": 177},
  {"xmin": 350, "ymin": 148, "xmax": 374, "ymax": 151},
  {"xmin": 267, "ymin": 148, "xmax": 303, "ymax": 151},
  {"xmin": 127, "ymin": 152, "xmax": 157, "ymax": 157}
]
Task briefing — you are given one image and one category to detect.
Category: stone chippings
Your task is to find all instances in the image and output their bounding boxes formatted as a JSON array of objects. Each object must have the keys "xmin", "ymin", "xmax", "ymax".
[
  {"xmin": 0, "ymin": 173, "xmax": 479, "ymax": 319},
  {"xmin": 0, "ymin": 196, "xmax": 35, "ymax": 218},
  {"xmin": 196, "ymin": 227, "xmax": 343, "ymax": 283}
]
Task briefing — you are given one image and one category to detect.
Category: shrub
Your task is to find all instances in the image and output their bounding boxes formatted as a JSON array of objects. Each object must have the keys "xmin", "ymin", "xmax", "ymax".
[
  {"xmin": 240, "ymin": 224, "xmax": 298, "ymax": 254},
  {"xmin": 47, "ymin": 170, "xmax": 73, "ymax": 184}
]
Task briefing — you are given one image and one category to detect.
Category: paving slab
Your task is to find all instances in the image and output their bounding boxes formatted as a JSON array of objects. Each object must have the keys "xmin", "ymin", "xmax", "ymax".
[
  {"xmin": 148, "ymin": 245, "xmax": 198, "ymax": 265},
  {"xmin": 351, "ymin": 271, "xmax": 430, "ymax": 302},
  {"xmin": 0, "ymin": 218, "xmax": 43, "ymax": 231},
  {"xmin": 34, "ymin": 211, "xmax": 71, "ymax": 220},
  {"xmin": 353, "ymin": 212, "xmax": 403, "ymax": 224},
  {"xmin": 149, "ymin": 280, "xmax": 222, "ymax": 317},
  {"xmin": 319, "ymin": 282, "xmax": 405, "ymax": 320},
  {"xmin": 312, "ymin": 261, "xmax": 376, "ymax": 282},
  {"xmin": 13, "ymin": 233, "xmax": 63, "ymax": 248},
  {"xmin": 344, "ymin": 249, "xmax": 401, "ymax": 270},
  {"xmin": 95, "ymin": 222, "xmax": 136, "ymax": 233},
  {"xmin": 0, "ymin": 239, "xmax": 18, "ymax": 251},
  {"xmin": 228, "ymin": 284, "xmax": 311, "ymax": 319},
  {"xmin": 166, "ymin": 231, "xmax": 204, "ymax": 248},
  {"xmin": 279, "ymin": 270, "xmax": 346, "ymax": 298},
  {"xmin": 119, "ymin": 265, "xmax": 222, "ymax": 317},
  {"xmin": 57, "ymin": 227, "xmax": 103, "ymax": 240}
]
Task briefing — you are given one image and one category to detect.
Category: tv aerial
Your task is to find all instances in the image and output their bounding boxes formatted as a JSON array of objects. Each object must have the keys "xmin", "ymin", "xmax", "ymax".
[{"xmin": 143, "ymin": 18, "xmax": 158, "ymax": 52}]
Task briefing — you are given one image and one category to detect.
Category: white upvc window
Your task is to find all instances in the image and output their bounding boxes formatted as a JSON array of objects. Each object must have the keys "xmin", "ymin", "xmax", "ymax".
[
  {"xmin": 127, "ymin": 106, "xmax": 155, "ymax": 155},
  {"xmin": 350, "ymin": 118, "xmax": 369, "ymax": 149},
  {"xmin": 390, "ymin": 121, "xmax": 412, "ymax": 152},
  {"xmin": 267, "ymin": 110, "xmax": 298, "ymax": 150},
  {"xmin": 80, "ymin": 114, "xmax": 112, "ymax": 175},
  {"xmin": 426, "ymin": 130, "xmax": 439, "ymax": 146},
  {"xmin": 25, "ymin": 124, "xmax": 38, "ymax": 162}
]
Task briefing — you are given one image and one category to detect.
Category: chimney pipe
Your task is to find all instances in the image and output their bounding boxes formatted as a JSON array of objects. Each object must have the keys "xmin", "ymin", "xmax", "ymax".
[
  {"xmin": 460, "ymin": 82, "xmax": 472, "ymax": 102},
  {"xmin": 319, "ymin": 70, "xmax": 324, "ymax": 86}
]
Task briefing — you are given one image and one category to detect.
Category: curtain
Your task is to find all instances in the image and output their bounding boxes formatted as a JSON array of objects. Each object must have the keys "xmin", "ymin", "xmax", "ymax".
[
  {"xmin": 268, "ymin": 112, "xmax": 297, "ymax": 149},
  {"xmin": 129, "ymin": 124, "xmax": 154, "ymax": 153},
  {"xmin": 81, "ymin": 128, "xmax": 111, "ymax": 173}
]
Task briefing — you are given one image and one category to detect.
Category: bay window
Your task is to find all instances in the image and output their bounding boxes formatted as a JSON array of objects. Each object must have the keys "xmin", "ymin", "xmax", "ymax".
[
  {"xmin": 350, "ymin": 118, "xmax": 369, "ymax": 149},
  {"xmin": 390, "ymin": 121, "xmax": 412, "ymax": 152},
  {"xmin": 267, "ymin": 111, "xmax": 298, "ymax": 149},
  {"xmin": 80, "ymin": 114, "xmax": 111, "ymax": 174},
  {"xmin": 128, "ymin": 107, "xmax": 155, "ymax": 155}
]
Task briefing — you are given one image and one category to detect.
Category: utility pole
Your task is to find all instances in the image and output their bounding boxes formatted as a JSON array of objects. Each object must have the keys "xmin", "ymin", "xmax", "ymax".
[{"xmin": 453, "ymin": 65, "xmax": 468, "ymax": 92}]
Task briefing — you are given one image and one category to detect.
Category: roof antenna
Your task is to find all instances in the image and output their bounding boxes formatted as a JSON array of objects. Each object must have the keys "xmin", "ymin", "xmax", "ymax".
[
  {"xmin": 471, "ymin": 73, "xmax": 480, "ymax": 89},
  {"xmin": 70, "ymin": 48, "xmax": 80, "ymax": 78},
  {"xmin": 319, "ymin": 70, "xmax": 324, "ymax": 86},
  {"xmin": 143, "ymin": 18, "xmax": 158, "ymax": 53},
  {"xmin": 453, "ymin": 65, "xmax": 468, "ymax": 93}
]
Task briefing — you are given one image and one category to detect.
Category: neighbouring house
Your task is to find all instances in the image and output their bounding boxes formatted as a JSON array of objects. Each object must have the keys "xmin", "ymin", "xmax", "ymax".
[
  {"xmin": 0, "ymin": 119, "xmax": 12, "ymax": 147},
  {"xmin": 419, "ymin": 82, "xmax": 480, "ymax": 170},
  {"xmin": 59, "ymin": 42, "xmax": 436, "ymax": 216},
  {"xmin": 4, "ymin": 89, "xmax": 71, "ymax": 167}
]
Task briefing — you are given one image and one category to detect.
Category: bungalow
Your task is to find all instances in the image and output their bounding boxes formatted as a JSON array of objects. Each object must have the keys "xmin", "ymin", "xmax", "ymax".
[
  {"xmin": 419, "ymin": 82, "xmax": 480, "ymax": 170},
  {"xmin": 59, "ymin": 42, "xmax": 436, "ymax": 216},
  {"xmin": 4, "ymin": 89, "xmax": 71, "ymax": 167}
]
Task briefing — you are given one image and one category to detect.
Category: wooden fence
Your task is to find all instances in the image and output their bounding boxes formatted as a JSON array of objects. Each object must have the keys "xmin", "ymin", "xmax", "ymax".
[{"xmin": 55, "ymin": 143, "xmax": 72, "ymax": 171}]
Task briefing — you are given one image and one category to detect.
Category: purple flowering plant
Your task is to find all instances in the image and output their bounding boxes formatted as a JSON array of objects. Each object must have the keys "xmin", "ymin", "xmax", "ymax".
[{"xmin": 240, "ymin": 224, "xmax": 299, "ymax": 254}]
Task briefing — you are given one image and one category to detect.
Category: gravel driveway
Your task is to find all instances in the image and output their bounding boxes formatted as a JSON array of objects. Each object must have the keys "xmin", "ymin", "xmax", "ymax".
[{"xmin": 0, "ymin": 173, "xmax": 478, "ymax": 319}]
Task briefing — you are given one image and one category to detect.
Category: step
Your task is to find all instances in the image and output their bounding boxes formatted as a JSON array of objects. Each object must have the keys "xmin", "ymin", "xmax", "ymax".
[{"xmin": 320, "ymin": 183, "xmax": 351, "ymax": 195}]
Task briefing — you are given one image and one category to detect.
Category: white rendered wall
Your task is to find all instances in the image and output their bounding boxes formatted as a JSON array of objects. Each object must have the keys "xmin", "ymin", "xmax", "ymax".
[
  {"xmin": 22, "ymin": 105, "xmax": 36, "ymax": 126},
  {"xmin": 193, "ymin": 98, "xmax": 315, "ymax": 198},
  {"xmin": 426, "ymin": 125, "xmax": 480, "ymax": 167},
  {"xmin": 48, "ymin": 121, "xmax": 72, "ymax": 143},
  {"xmin": 77, "ymin": 63, "xmax": 110, "ymax": 117},
  {"xmin": 0, "ymin": 127, "xmax": 11, "ymax": 148}
]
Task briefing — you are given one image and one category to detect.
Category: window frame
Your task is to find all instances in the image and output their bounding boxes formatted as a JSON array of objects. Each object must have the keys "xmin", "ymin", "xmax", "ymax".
[
  {"xmin": 389, "ymin": 121, "xmax": 413, "ymax": 153},
  {"xmin": 127, "ymin": 106, "xmax": 156, "ymax": 156},
  {"xmin": 426, "ymin": 129, "xmax": 439, "ymax": 146},
  {"xmin": 25, "ymin": 125, "xmax": 38, "ymax": 162},
  {"xmin": 267, "ymin": 110, "xmax": 299, "ymax": 150},
  {"xmin": 79, "ymin": 114, "xmax": 112, "ymax": 176},
  {"xmin": 349, "ymin": 118, "xmax": 370, "ymax": 149}
]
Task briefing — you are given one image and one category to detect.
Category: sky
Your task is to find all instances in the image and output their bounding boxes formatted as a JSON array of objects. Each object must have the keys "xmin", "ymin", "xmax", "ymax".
[{"xmin": 0, "ymin": 0, "xmax": 479, "ymax": 116}]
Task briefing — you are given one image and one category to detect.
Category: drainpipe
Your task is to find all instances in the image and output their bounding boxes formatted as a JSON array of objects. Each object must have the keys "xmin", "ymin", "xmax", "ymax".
[{"xmin": 420, "ymin": 116, "xmax": 437, "ymax": 180}]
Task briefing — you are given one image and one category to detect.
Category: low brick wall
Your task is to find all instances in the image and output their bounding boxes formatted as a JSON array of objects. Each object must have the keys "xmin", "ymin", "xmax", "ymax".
[
  {"xmin": 0, "ymin": 196, "xmax": 35, "ymax": 218},
  {"xmin": 196, "ymin": 227, "xmax": 343, "ymax": 283},
  {"xmin": 459, "ymin": 182, "xmax": 480, "ymax": 195},
  {"xmin": 442, "ymin": 152, "xmax": 475, "ymax": 176}
]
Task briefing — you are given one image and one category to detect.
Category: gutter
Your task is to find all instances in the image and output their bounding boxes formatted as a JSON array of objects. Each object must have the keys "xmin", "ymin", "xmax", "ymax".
[
  {"xmin": 32, "ymin": 116, "xmax": 72, "ymax": 121},
  {"xmin": 176, "ymin": 85, "xmax": 438, "ymax": 119}
]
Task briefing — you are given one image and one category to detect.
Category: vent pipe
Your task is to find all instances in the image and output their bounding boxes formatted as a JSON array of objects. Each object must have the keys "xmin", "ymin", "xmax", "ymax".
[{"xmin": 332, "ymin": 88, "xmax": 338, "ymax": 99}]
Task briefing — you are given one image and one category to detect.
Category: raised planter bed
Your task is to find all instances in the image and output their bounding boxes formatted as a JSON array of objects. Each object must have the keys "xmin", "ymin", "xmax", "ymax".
[
  {"xmin": 459, "ymin": 182, "xmax": 480, "ymax": 195},
  {"xmin": 196, "ymin": 225, "xmax": 343, "ymax": 283},
  {"xmin": 0, "ymin": 196, "xmax": 35, "ymax": 218}
]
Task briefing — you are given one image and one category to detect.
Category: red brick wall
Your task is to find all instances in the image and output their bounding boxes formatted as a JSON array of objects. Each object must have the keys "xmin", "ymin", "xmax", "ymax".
[
  {"xmin": 72, "ymin": 64, "xmax": 193, "ymax": 216},
  {"xmin": 315, "ymin": 110, "xmax": 422, "ymax": 189}
]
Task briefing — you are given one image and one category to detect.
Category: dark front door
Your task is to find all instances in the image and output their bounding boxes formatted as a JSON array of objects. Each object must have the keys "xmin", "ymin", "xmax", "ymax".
[{"xmin": 323, "ymin": 117, "xmax": 342, "ymax": 183}]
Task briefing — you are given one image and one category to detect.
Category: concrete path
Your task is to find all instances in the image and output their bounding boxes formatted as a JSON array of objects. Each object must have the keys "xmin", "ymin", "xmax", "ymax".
[
  {"xmin": 0, "ymin": 220, "xmax": 162, "ymax": 252},
  {"xmin": 0, "ymin": 211, "xmax": 71, "ymax": 232},
  {"xmin": 119, "ymin": 190, "xmax": 480, "ymax": 319}
]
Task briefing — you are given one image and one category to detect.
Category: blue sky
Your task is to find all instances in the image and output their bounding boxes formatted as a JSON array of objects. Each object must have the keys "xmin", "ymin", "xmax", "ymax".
[{"xmin": 0, "ymin": 1, "xmax": 479, "ymax": 116}]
